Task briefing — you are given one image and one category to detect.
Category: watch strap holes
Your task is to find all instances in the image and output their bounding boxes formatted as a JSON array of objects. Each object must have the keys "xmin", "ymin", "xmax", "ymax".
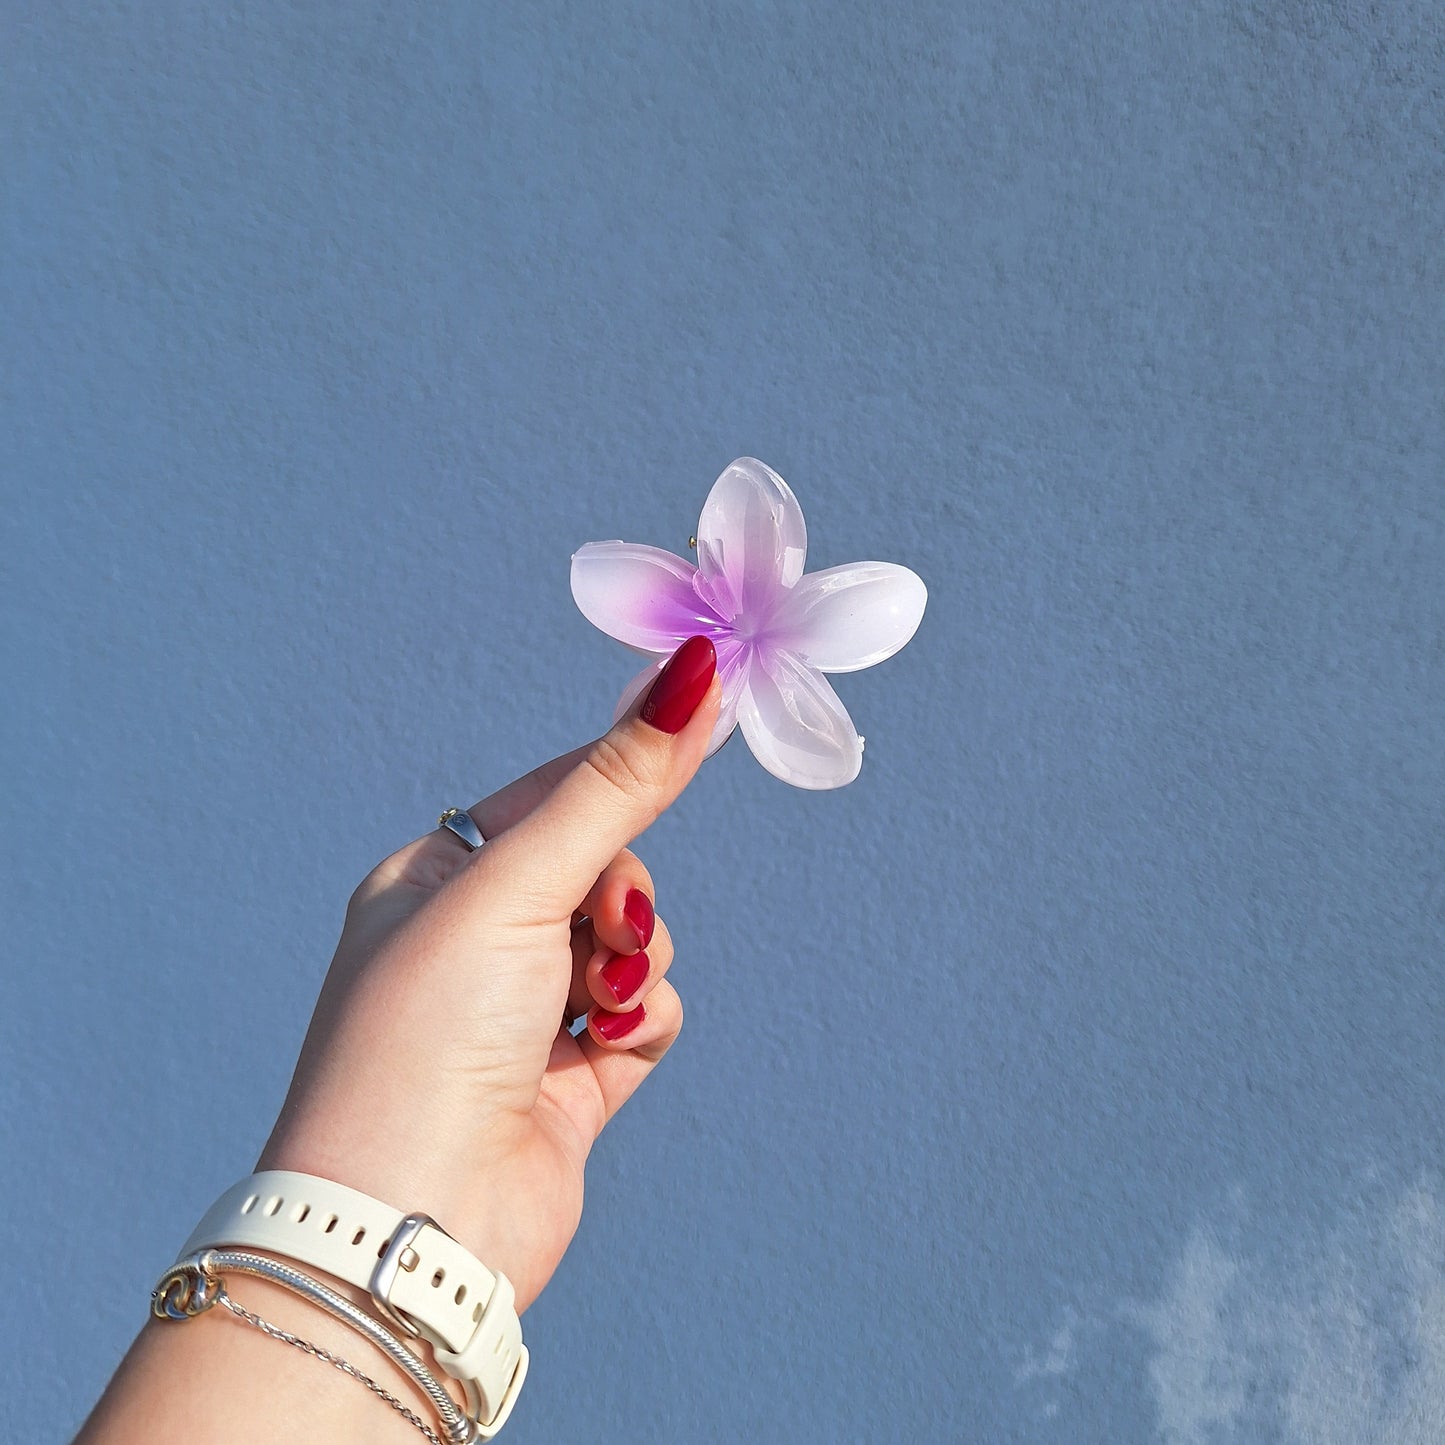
[
  {"xmin": 454, "ymin": 1284, "xmax": 467, "ymax": 1305},
  {"xmin": 323, "ymin": 1214, "xmax": 338, "ymax": 1234},
  {"xmin": 292, "ymin": 1202, "xmax": 310, "ymax": 1223},
  {"xmin": 351, "ymin": 1226, "xmax": 366, "ymax": 1246},
  {"xmin": 431, "ymin": 1267, "xmax": 446, "ymax": 1288},
  {"xmin": 241, "ymin": 1194, "xmax": 259, "ymax": 1214},
  {"xmin": 263, "ymin": 1196, "xmax": 284, "ymax": 1216}
]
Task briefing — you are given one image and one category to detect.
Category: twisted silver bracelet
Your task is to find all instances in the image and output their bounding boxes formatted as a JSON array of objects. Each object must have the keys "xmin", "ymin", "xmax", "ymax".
[{"xmin": 152, "ymin": 1247, "xmax": 476, "ymax": 1444}]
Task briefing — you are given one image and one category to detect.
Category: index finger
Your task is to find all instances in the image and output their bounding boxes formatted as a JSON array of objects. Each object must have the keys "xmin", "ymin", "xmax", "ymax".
[{"xmin": 464, "ymin": 741, "xmax": 594, "ymax": 840}]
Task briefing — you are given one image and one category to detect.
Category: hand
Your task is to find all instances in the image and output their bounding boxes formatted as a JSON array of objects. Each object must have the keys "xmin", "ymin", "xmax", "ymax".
[
  {"xmin": 256, "ymin": 634, "xmax": 721, "ymax": 1314},
  {"xmin": 73, "ymin": 636, "xmax": 723, "ymax": 1445}
]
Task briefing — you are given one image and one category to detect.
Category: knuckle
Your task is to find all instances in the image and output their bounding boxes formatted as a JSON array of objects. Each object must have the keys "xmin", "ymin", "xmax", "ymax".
[
  {"xmin": 585, "ymin": 735, "xmax": 669, "ymax": 815},
  {"xmin": 653, "ymin": 981, "xmax": 683, "ymax": 1036},
  {"xmin": 616, "ymin": 847, "xmax": 654, "ymax": 895},
  {"xmin": 346, "ymin": 862, "xmax": 389, "ymax": 916},
  {"xmin": 648, "ymin": 918, "xmax": 673, "ymax": 970},
  {"xmin": 639, "ymin": 991, "xmax": 683, "ymax": 1063}
]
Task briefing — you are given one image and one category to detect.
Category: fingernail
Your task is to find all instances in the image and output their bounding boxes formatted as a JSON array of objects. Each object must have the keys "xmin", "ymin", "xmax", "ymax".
[
  {"xmin": 593, "ymin": 1002, "xmax": 646, "ymax": 1041},
  {"xmin": 599, "ymin": 950, "xmax": 650, "ymax": 1007},
  {"xmin": 623, "ymin": 889, "xmax": 655, "ymax": 949},
  {"xmin": 641, "ymin": 635, "xmax": 716, "ymax": 733}
]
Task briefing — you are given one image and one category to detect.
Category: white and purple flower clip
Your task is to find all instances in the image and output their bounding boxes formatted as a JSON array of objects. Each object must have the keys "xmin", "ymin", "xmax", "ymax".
[{"xmin": 571, "ymin": 457, "xmax": 927, "ymax": 789}]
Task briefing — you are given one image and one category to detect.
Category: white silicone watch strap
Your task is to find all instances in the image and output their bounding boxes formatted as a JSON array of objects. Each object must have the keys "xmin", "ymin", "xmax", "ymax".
[{"xmin": 180, "ymin": 1171, "xmax": 526, "ymax": 1437}]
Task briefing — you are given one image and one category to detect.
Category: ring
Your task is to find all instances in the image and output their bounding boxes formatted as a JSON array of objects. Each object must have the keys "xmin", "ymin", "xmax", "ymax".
[{"xmin": 437, "ymin": 808, "xmax": 486, "ymax": 852}]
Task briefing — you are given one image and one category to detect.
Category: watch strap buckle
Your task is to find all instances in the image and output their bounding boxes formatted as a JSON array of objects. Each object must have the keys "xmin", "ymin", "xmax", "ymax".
[{"xmin": 368, "ymin": 1211, "xmax": 437, "ymax": 1339}]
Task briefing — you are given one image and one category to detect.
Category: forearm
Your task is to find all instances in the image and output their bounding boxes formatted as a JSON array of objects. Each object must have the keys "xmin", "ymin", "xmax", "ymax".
[{"xmin": 73, "ymin": 1255, "xmax": 467, "ymax": 1444}]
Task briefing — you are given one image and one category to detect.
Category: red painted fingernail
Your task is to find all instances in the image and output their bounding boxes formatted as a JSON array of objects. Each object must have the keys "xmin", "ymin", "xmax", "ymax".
[
  {"xmin": 623, "ymin": 889, "xmax": 655, "ymax": 949},
  {"xmin": 640, "ymin": 635, "xmax": 716, "ymax": 733},
  {"xmin": 593, "ymin": 1003, "xmax": 646, "ymax": 1041},
  {"xmin": 599, "ymin": 949, "xmax": 650, "ymax": 1007}
]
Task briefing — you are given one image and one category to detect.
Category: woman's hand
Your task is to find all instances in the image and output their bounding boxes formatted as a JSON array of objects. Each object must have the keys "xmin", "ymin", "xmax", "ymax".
[
  {"xmin": 74, "ymin": 636, "xmax": 722, "ymax": 1445},
  {"xmin": 256, "ymin": 634, "xmax": 722, "ymax": 1314}
]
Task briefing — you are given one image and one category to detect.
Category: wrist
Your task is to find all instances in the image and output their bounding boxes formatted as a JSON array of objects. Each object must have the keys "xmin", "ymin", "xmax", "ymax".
[
  {"xmin": 256, "ymin": 1107, "xmax": 572, "ymax": 1315},
  {"xmin": 253, "ymin": 1129, "xmax": 514, "ymax": 1292},
  {"xmin": 77, "ymin": 1253, "xmax": 459, "ymax": 1445}
]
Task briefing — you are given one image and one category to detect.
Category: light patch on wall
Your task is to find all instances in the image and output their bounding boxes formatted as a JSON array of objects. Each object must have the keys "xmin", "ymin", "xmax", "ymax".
[
  {"xmin": 1018, "ymin": 1175, "xmax": 1445, "ymax": 1442},
  {"xmin": 1012, "ymin": 1313, "xmax": 1080, "ymax": 1422},
  {"xmin": 1014, "ymin": 1321, "xmax": 1076, "ymax": 1386}
]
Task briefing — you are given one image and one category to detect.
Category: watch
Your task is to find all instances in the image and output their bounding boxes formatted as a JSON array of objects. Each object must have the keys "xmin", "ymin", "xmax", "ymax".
[{"xmin": 178, "ymin": 1170, "xmax": 527, "ymax": 1437}]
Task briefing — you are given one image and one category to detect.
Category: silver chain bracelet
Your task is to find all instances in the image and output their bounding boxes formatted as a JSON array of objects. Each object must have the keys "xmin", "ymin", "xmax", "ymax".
[
  {"xmin": 152, "ymin": 1248, "xmax": 477, "ymax": 1444},
  {"xmin": 215, "ymin": 1286, "xmax": 445, "ymax": 1444}
]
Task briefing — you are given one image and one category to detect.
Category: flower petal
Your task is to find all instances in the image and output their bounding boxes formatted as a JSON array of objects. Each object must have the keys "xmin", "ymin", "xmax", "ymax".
[
  {"xmin": 572, "ymin": 542, "xmax": 725, "ymax": 654},
  {"xmin": 772, "ymin": 561, "xmax": 927, "ymax": 673},
  {"xmin": 706, "ymin": 639, "xmax": 748, "ymax": 756},
  {"xmin": 738, "ymin": 650, "xmax": 863, "ymax": 790},
  {"xmin": 613, "ymin": 650, "xmax": 743, "ymax": 757},
  {"xmin": 612, "ymin": 658, "xmax": 665, "ymax": 723},
  {"xmin": 693, "ymin": 457, "xmax": 807, "ymax": 621}
]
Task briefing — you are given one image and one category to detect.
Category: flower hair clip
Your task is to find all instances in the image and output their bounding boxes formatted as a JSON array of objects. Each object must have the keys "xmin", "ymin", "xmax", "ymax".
[{"xmin": 571, "ymin": 457, "xmax": 927, "ymax": 789}]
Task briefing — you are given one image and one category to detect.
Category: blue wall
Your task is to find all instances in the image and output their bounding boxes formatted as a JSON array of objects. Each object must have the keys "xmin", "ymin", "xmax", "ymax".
[{"xmin": 5, "ymin": 5, "xmax": 1443, "ymax": 1440}]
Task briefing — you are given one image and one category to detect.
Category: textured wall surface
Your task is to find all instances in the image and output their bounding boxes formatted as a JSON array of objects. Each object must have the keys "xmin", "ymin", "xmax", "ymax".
[{"xmin": 5, "ymin": 4, "xmax": 1444, "ymax": 1441}]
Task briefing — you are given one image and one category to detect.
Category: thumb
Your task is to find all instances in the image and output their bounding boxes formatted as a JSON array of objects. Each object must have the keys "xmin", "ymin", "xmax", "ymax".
[{"xmin": 468, "ymin": 635, "xmax": 721, "ymax": 920}]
